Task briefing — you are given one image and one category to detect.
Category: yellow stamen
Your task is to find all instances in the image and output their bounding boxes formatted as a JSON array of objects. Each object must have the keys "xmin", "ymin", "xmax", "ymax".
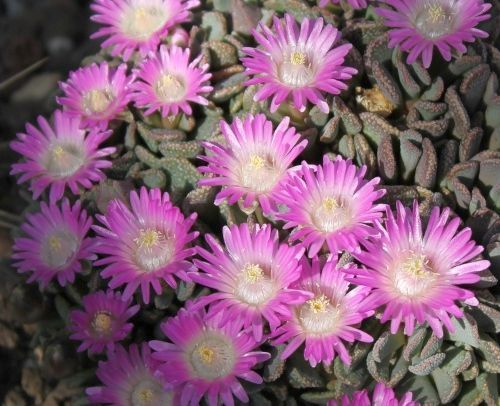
[
  {"xmin": 135, "ymin": 229, "xmax": 162, "ymax": 249},
  {"xmin": 138, "ymin": 388, "xmax": 154, "ymax": 403},
  {"xmin": 248, "ymin": 155, "xmax": 265, "ymax": 169},
  {"xmin": 322, "ymin": 197, "xmax": 340, "ymax": 211},
  {"xmin": 49, "ymin": 236, "xmax": 62, "ymax": 251},
  {"xmin": 52, "ymin": 146, "xmax": 65, "ymax": 158},
  {"xmin": 156, "ymin": 74, "xmax": 182, "ymax": 92},
  {"xmin": 198, "ymin": 346, "xmax": 215, "ymax": 364},
  {"xmin": 84, "ymin": 89, "xmax": 111, "ymax": 113},
  {"xmin": 243, "ymin": 263, "xmax": 265, "ymax": 283},
  {"xmin": 426, "ymin": 4, "xmax": 445, "ymax": 23},
  {"xmin": 92, "ymin": 312, "xmax": 113, "ymax": 335},
  {"xmin": 135, "ymin": 7, "xmax": 148, "ymax": 18},
  {"xmin": 290, "ymin": 51, "xmax": 306, "ymax": 65},
  {"xmin": 307, "ymin": 294, "xmax": 330, "ymax": 314},
  {"xmin": 401, "ymin": 253, "xmax": 432, "ymax": 277},
  {"xmin": 154, "ymin": 73, "xmax": 185, "ymax": 102}
]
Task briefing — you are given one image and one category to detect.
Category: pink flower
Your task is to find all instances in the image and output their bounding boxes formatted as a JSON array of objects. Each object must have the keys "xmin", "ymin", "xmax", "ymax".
[
  {"xmin": 328, "ymin": 382, "xmax": 419, "ymax": 406},
  {"xmin": 70, "ymin": 290, "xmax": 139, "ymax": 354},
  {"xmin": 149, "ymin": 304, "xmax": 270, "ymax": 406},
  {"xmin": 12, "ymin": 199, "xmax": 95, "ymax": 288},
  {"xmin": 90, "ymin": 0, "xmax": 200, "ymax": 61},
  {"xmin": 191, "ymin": 223, "xmax": 311, "ymax": 341},
  {"xmin": 350, "ymin": 200, "xmax": 491, "ymax": 338},
  {"xmin": 131, "ymin": 45, "xmax": 212, "ymax": 117},
  {"xmin": 86, "ymin": 343, "xmax": 178, "ymax": 404},
  {"xmin": 93, "ymin": 187, "xmax": 198, "ymax": 304},
  {"xmin": 198, "ymin": 114, "xmax": 307, "ymax": 214},
  {"xmin": 275, "ymin": 155, "xmax": 386, "ymax": 257},
  {"xmin": 57, "ymin": 63, "xmax": 134, "ymax": 130},
  {"xmin": 272, "ymin": 256, "xmax": 373, "ymax": 367},
  {"xmin": 376, "ymin": 0, "xmax": 491, "ymax": 68},
  {"xmin": 318, "ymin": 0, "xmax": 367, "ymax": 9},
  {"xmin": 241, "ymin": 14, "xmax": 357, "ymax": 113},
  {"xmin": 10, "ymin": 110, "xmax": 115, "ymax": 202}
]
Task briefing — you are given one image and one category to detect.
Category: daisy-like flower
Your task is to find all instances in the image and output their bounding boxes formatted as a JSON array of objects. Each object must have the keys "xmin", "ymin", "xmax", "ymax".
[
  {"xmin": 12, "ymin": 199, "xmax": 95, "ymax": 288},
  {"xmin": 275, "ymin": 155, "xmax": 386, "ymax": 257},
  {"xmin": 190, "ymin": 223, "xmax": 311, "ymax": 341},
  {"xmin": 90, "ymin": 0, "xmax": 200, "ymax": 61},
  {"xmin": 376, "ymin": 0, "xmax": 491, "ymax": 68},
  {"xmin": 69, "ymin": 290, "xmax": 140, "ymax": 354},
  {"xmin": 198, "ymin": 114, "xmax": 307, "ymax": 214},
  {"xmin": 131, "ymin": 45, "xmax": 212, "ymax": 117},
  {"xmin": 93, "ymin": 187, "xmax": 198, "ymax": 304},
  {"xmin": 57, "ymin": 63, "xmax": 134, "ymax": 130},
  {"xmin": 328, "ymin": 382, "xmax": 418, "ymax": 406},
  {"xmin": 10, "ymin": 110, "xmax": 115, "ymax": 202},
  {"xmin": 241, "ymin": 14, "xmax": 357, "ymax": 113},
  {"xmin": 272, "ymin": 256, "xmax": 373, "ymax": 367},
  {"xmin": 149, "ymin": 304, "xmax": 271, "ymax": 406},
  {"xmin": 86, "ymin": 343, "xmax": 177, "ymax": 405},
  {"xmin": 350, "ymin": 200, "xmax": 491, "ymax": 338},
  {"xmin": 318, "ymin": 0, "xmax": 367, "ymax": 9}
]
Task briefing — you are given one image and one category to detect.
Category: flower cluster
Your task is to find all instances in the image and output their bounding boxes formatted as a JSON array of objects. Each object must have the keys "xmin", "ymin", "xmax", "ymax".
[{"xmin": 8, "ymin": 1, "xmax": 494, "ymax": 406}]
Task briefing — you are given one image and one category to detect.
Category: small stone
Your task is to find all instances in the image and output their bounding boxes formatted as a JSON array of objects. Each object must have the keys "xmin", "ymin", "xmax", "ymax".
[{"xmin": 355, "ymin": 85, "xmax": 396, "ymax": 117}]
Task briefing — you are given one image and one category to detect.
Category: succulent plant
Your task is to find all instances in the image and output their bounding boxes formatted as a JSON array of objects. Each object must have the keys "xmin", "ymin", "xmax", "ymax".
[{"xmin": 3, "ymin": 0, "xmax": 499, "ymax": 405}]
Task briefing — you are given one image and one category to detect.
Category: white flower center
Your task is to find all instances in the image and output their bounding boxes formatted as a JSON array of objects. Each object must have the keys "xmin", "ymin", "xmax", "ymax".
[
  {"xmin": 44, "ymin": 143, "xmax": 85, "ymax": 179},
  {"xmin": 120, "ymin": 3, "xmax": 169, "ymax": 41},
  {"xmin": 278, "ymin": 49, "xmax": 314, "ymax": 87},
  {"xmin": 82, "ymin": 88, "xmax": 114, "ymax": 115},
  {"xmin": 392, "ymin": 251, "xmax": 439, "ymax": 297},
  {"xmin": 298, "ymin": 294, "xmax": 343, "ymax": 335},
  {"xmin": 41, "ymin": 229, "xmax": 79, "ymax": 269},
  {"xmin": 133, "ymin": 228, "xmax": 174, "ymax": 272},
  {"xmin": 188, "ymin": 334, "xmax": 236, "ymax": 380},
  {"xmin": 154, "ymin": 73, "xmax": 186, "ymax": 102},
  {"xmin": 311, "ymin": 197, "xmax": 351, "ymax": 233},
  {"xmin": 413, "ymin": 1, "xmax": 457, "ymax": 39},
  {"xmin": 237, "ymin": 153, "xmax": 282, "ymax": 193},
  {"xmin": 91, "ymin": 311, "xmax": 113, "ymax": 337},
  {"xmin": 233, "ymin": 263, "xmax": 276, "ymax": 306},
  {"xmin": 130, "ymin": 378, "xmax": 172, "ymax": 406}
]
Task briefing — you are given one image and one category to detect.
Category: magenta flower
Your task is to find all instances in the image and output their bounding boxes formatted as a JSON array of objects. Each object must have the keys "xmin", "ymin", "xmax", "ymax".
[
  {"xmin": 241, "ymin": 14, "xmax": 357, "ymax": 113},
  {"xmin": 10, "ymin": 110, "xmax": 115, "ymax": 202},
  {"xmin": 272, "ymin": 256, "xmax": 373, "ymax": 367},
  {"xmin": 328, "ymin": 382, "xmax": 418, "ymax": 406},
  {"xmin": 149, "ymin": 304, "xmax": 270, "ymax": 406},
  {"xmin": 376, "ymin": 0, "xmax": 491, "ymax": 68},
  {"xmin": 12, "ymin": 199, "xmax": 95, "ymax": 288},
  {"xmin": 275, "ymin": 155, "xmax": 386, "ymax": 257},
  {"xmin": 93, "ymin": 187, "xmax": 198, "ymax": 304},
  {"xmin": 198, "ymin": 114, "xmax": 307, "ymax": 214},
  {"xmin": 191, "ymin": 223, "xmax": 311, "ymax": 341},
  {"xmin": 86, "ymin": 343, "xmax": 177, "ymax": 405},
  {"xmin": 90, "ymin": 0, "xmax": 199, "ymax": 61},
  {"xmin": 131, "ymin": 45, "xmax": 212, "ymax": 117},
  {"xmin": 318, "ymin": 0, "xmax": 367, "ymax": 9},
  {"xmin": 57, "ymin": 63, "xmax": 134, "ymax": 130},
  {"xmin": 350, "ymin": 201, "xmax": 490, "ymax": 338},
  {"xmin": 69, "ymin": 290, "xmax": 139, "ymax": 354}
]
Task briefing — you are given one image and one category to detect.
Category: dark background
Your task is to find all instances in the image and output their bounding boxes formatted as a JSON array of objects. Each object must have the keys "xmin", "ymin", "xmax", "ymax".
[{"xmin": 0, "ymin": 0, "xmax": 97, "ymax": 403}]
